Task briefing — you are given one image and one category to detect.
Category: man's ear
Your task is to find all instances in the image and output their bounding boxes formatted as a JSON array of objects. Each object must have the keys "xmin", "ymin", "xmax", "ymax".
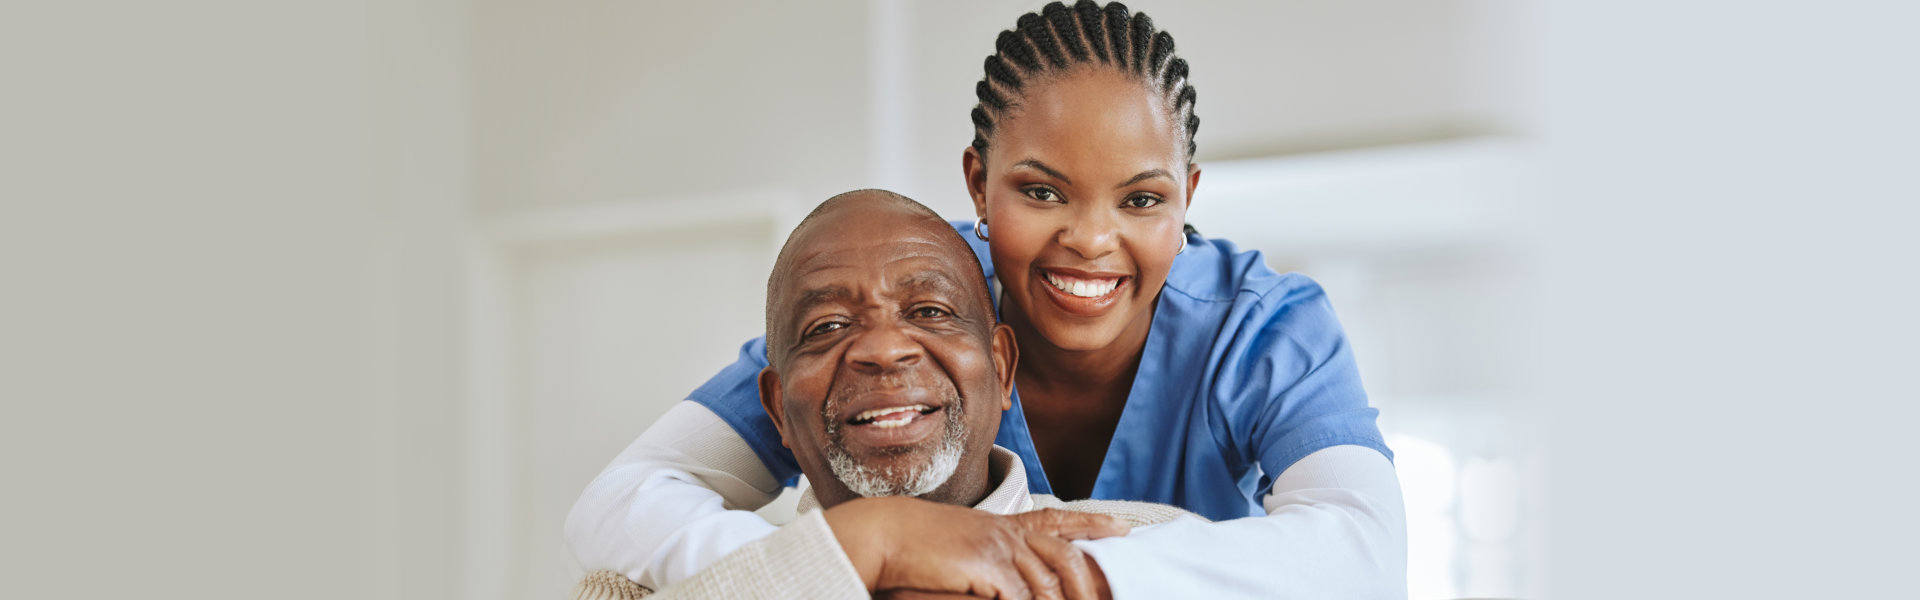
[
  {"xmin": 989, "ymin": 323, "xmax": 1019, "ymax": 412},
  {"xmin": 756, "ymin": 366, "xmax": 789, "ymax": 448},
  {"xmin": 963, "ymin": 146, "xmax": 989, "ymax": 221}
]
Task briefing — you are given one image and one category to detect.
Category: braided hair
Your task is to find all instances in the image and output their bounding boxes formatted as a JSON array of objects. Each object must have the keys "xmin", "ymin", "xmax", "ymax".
[{"xmin": 971, "ymin": 1, "xmax": 1200, "ymax": 162}]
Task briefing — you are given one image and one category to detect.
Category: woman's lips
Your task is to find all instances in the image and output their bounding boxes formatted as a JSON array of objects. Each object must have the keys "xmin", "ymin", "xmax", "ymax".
[{"xmin": 1035, "ymin": 267, "xmax": 1128, "ymax": 316}]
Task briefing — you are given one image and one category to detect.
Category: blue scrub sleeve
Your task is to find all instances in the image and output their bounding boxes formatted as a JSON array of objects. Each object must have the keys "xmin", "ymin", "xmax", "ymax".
[
  {"xmin": 1229, "ymin": 280, "xmax": 1393, "ymax": 498},
  {"xmin": 685, "ymin": 336, "xmax": 804, "ymax": 485}
]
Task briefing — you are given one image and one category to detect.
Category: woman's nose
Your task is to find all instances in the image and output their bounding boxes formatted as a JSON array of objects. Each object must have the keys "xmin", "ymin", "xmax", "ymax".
[
  {"xmin": 844, "ymin": 320, "xmax": 923, "ymax": 372},
  {"xmin": 1056, "ymin": 205, "xmax": 1119, "ymax": 260}
]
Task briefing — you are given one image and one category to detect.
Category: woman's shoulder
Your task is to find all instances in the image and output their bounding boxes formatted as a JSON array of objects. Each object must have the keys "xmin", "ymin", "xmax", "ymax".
[
  {"xmin": 1165, "ymin": 236, "xmax": 1373, "ymax": 457},
  {"xmin": 1163, "ymin": 232, "xmax": 1335, "ymax": 318},
  {"xmin": 1159, "ymin": 233, "xmax": 1353, "ymax": 380}
]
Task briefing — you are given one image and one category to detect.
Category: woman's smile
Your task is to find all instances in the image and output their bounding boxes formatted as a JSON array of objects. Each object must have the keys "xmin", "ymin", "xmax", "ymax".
[{"xmin": 1034, "ymin": 266, "xmax": 1132, "ymax": 317}]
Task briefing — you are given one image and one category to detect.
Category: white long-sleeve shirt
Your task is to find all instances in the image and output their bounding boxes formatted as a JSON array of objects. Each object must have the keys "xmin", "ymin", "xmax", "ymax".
[{"xmin": 565, "ymin": 401, "xmax": 1407, "ymax": 599}]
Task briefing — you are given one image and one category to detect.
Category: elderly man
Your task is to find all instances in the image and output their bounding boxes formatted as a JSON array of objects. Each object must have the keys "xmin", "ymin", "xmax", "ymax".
[{"xmin": 575, "ymin": 190, "xmax": 1195, "ymax": 599}]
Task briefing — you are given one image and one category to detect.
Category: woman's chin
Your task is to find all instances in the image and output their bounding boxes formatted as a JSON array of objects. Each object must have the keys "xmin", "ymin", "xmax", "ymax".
[{"xmin": 1031, "ymin": 320, "xmax": 1132, "ymax": 354}]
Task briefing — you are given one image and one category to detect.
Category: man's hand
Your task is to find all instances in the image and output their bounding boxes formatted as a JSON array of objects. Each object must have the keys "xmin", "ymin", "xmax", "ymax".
[{"xmin": 824, "ymin": 497, "xmax": 1126, "ymax": 600}]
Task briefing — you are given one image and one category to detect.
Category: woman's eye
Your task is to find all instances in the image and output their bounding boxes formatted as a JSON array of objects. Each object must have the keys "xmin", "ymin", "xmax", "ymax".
[
  {"xmin": 1125, "ymin": 195, "xmax": 1164, "ymax": 209},
  {"xmin": 1024, "ymin": 187, "xmax": 1060, "ymax": 203}
]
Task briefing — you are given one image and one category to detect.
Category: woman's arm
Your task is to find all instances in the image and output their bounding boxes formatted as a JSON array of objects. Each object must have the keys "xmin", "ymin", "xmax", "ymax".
[
  {"xmin": 564, "ymin": 401, "xmax": 785, "ymax": 589},
  {"xmin": 565, "ymin": 399, "xmax": 1122, "ymax": 596},
  {"xmin": 1066, "ymin": 272, "xmax": 1405, "ymax": 597},
  {"xmin": 1073, "ymin": 445, "xmax": 1407, "ymax": 599}
]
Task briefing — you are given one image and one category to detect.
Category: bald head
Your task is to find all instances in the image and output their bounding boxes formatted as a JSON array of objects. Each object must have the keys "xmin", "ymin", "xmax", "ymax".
[{"xmin": 764, "ymin": 190, "xmax": 995, "ymax": 368}]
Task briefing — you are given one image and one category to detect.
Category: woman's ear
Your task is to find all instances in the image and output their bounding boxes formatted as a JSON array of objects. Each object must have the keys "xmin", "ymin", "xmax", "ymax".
[
  {"xmin": 756, "ymin": 366, "xmax": 790, "ymax": 448},
  {"xmin": 1184, "ymin": 162, "xmax": 1202, "ymax": 211},
  {"xmin": 990, "ymin": 323, "xmax": 1019, "ymax": 412},
  {"xmin": 963, "ymin": 146, "xmax": 989, "ymax": 220}
]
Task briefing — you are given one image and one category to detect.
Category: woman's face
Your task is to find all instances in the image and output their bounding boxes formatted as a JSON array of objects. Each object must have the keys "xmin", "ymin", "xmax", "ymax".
[{"xmin": 965, "ymin": 68, "xmax": 1200, "ymax": 354}]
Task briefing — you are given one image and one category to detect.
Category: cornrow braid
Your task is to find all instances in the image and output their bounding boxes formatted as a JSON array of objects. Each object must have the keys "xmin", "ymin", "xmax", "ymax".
[
  {"xmin": 1074, "ymin": 0, "xmax": 1108, "ymax": 63},
  {"xmin": 970, "ymin": 1, "xmax": 1201, "ymax": 161},
  {"xmin": 1042, "ymin": 3, "xmax": 1088, "ymax": 63},
  {"xmin": 1104, "ymin": 3, "xmax": 1132, "ymax": 68}
]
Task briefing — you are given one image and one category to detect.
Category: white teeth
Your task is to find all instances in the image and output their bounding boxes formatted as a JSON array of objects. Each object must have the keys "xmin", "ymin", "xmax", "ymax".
[
  {"xmin": 853, "ymin": 405, "xmax": 930, "ymax": 425},
  {"xmin": 1043, "ymin": 272, "xmax": 1119, "ymax": 298}
]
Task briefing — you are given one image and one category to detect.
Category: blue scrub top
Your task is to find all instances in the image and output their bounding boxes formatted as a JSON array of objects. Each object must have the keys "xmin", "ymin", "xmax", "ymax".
[{"xmin": 689, "ymin": 221, "xmax": 1391, "ymax": 521}]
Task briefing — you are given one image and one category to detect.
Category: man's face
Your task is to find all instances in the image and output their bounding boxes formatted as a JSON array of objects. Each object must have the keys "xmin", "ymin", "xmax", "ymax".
[{"xmin": 759, "ymin": 198, "xmax": 1015, "ymax": 509}]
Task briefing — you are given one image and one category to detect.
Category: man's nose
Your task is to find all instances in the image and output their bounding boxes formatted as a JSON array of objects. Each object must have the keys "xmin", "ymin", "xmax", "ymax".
[{"xmin": 845, "ymin": 320, "xmax": 923, "ymax": 372}]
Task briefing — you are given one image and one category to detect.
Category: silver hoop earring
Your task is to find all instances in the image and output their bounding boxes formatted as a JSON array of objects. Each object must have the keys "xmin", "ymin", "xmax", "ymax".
[
  {"xmin": 974, "ymin": 218, "xmax": 990, "ymax": 241},
  {"xmin": 1176, "ymin": 232, "xmax": 1188, "ymax": 255}
]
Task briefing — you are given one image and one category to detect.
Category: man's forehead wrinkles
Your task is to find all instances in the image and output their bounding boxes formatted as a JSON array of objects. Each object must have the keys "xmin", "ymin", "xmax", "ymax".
[
  {"xmin": 791, "ymin": 230, "xmax": 950, "ymax": 263},
  {"xmin": 793, "ymin": 244, "xmax": 967, "ymax": 281},
  {"xmin": 796, "ymin": 259, "xmax": 965, "ymax": 293}
]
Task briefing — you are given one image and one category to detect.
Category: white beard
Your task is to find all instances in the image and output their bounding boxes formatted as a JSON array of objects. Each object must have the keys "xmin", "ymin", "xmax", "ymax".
[
  {"xmin": 826, "ymin": 433, "xmax": 963, "ymax": 498},
  {"xmin": 824, "ymin": 403, "xmax": 967, "ymax": 498}
]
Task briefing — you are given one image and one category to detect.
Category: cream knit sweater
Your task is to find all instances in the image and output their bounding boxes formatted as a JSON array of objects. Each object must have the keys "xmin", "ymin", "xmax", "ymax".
[{"xmin": 571, "ymin": 446, "xmax": 1198, "ymax": 600}]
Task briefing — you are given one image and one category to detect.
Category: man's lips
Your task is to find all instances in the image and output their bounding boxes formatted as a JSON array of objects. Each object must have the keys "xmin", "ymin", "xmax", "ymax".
[
  {"xmin": 837, "ymin": 404, "xmax": 946, "ymax": 449},
  {"xmin": 830, "ymin": 385, "xmax": 954, "ymax": 447},
  {"xmin": 847, "ymin": 404, "xmax": 941, "ymax": 427},
  {"xmin": 836, "ymin": 386, "xmax": 946, "ymax": 424}
]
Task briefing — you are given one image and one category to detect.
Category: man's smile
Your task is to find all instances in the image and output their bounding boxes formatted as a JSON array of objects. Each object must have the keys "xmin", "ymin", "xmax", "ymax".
[
  {"xmin": 848, "ymin": 404, "xmax": 941, "ymax": 427},
  {"xmin": 828, "ymin": 382, "xmax": 960, "ymax": 450}
]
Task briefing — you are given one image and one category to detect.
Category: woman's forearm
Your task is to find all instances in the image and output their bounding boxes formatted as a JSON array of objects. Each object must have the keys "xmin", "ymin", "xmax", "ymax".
[
  {"xmin": 564, "ymin": 401, "xmax": 786, "ymax": 589},
  {"xmin": 1073, "ymin": 445, "xmax": 1407, "ymax": 599}
]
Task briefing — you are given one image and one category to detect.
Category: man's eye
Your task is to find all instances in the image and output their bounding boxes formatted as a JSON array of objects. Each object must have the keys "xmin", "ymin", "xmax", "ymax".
[
  {"xmin": 1124, "ymin": 195, "xmax": 1163, "ymax": 209},
  {"xmin": 1023, "ymin": 187, "xmax": 1060, "ymax": 203},
  {"xmin": 910, "ymin": 306, "xmax": 950, "ymax": 319},
  {"xmin": 806, "ymin": 322, "xmax": 846, "ymax": 337}
]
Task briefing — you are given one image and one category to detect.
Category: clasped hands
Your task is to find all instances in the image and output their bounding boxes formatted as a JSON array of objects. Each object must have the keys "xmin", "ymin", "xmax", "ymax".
[{"xmin": 824, "ymin": 496, "xmax": 1127, "ymax": 600}]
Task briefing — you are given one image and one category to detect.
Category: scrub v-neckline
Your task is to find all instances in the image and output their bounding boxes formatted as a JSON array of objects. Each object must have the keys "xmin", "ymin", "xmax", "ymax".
[{"xmin": 992, "ymin": 277, "xmax": 1171, "ymax": 498}]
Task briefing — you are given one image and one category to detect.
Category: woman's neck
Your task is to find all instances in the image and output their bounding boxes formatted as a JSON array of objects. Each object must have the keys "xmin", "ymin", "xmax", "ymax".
[{"xmin": 1000, "ymin": 295, "xmax": 1157, "ymax": 397}]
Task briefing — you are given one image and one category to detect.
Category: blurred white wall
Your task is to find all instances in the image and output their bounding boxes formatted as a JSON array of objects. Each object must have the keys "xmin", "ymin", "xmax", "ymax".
[
  {"xmin": 2, "ymin": 0, "xmax": 471, "ymax": 598},
  {"xmin": 468, "ymin": 1, "xmax": 874, "ymax": 214}
]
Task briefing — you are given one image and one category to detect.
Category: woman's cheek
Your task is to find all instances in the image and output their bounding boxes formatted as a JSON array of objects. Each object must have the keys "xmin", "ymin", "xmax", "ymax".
[{"xmin": 986, "ymin": 207, "xmax": 1047, "ymax": 268}]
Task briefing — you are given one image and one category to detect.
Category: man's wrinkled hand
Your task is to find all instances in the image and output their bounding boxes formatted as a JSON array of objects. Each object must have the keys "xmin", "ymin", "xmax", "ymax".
[{"xmin": 825, "ymin": 497, "xmax": 1126, "ymax": 600}]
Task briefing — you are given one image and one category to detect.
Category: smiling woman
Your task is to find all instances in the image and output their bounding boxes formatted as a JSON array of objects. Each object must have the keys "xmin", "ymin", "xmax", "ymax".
[{"xmin": 965, "ymin": 64, "xmax": 1197, "ymax": 498}]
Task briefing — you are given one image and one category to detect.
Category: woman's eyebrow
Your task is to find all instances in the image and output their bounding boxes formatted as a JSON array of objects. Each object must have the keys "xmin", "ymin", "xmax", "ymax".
[
  {"xmin": 1117, "ymin": 169, "xmax": 1174, "ymax": 189},
  {"xmin": 1011, "ymin": 158, "xmax": 1071, "ymax": 184}
]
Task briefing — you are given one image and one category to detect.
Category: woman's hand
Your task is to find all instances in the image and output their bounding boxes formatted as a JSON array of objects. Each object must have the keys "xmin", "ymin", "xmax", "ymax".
[{"xmin": 824, "ymin": 497, "xmax": 1125, "ymax": 600}]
